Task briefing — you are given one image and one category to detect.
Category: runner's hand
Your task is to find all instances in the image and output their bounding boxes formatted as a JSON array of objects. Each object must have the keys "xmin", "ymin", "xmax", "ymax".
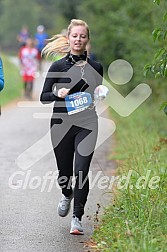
[{"xmin": 58, "ymin": 88, "xmax": 70, "ymax": 98}]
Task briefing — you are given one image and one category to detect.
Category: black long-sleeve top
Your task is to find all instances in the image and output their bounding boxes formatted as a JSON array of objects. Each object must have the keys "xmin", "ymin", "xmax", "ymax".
[{"xmin": 40, "ymin": 54, "xmax": 103, "ymax": 119}]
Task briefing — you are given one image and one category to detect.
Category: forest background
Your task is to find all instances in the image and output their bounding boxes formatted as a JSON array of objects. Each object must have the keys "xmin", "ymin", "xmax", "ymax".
[{"xmin": 0, "ymin": 0, "xmax": 166, "ymax": 90}]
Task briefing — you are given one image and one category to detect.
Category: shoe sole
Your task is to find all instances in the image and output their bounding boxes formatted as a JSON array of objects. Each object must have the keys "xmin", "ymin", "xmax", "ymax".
[{"xmin": 70, "ymin": 229, "xmax": 84, "ymax": 235}]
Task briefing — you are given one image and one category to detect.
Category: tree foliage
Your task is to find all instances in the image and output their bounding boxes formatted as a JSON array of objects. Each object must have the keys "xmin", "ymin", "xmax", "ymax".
[
  {"xmin": 144, "ymin": 0, "xmax": 167, "ymax": 78},
  {"xmin": 143, "ymin": 0, "xmax": 167, "ymax": 113},
  {"xmin": 78, "ymin": 0, "xmax": 161, "ymax": 91},
  {"xmin": 0, "ymin": 0, "xmax": 84, "ymax": 50},
  {"xmin": 0, "ymin": 0, "xmax": 166, "ymax": 96}
]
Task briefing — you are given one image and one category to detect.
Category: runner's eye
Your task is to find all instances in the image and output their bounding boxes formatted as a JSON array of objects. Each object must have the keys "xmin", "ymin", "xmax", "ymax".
[
  {"xmin": 71, "ymin": 34, "xmax": 87, "ymax": 39},
  {"xmin": 71, "ymin": 34, "xmax": 78, "ymax": 38}
]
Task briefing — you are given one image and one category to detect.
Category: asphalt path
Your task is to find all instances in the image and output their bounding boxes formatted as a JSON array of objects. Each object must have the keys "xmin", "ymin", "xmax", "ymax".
[{"xmin": 0, "ymin": 60, "xmax": 115, "ymax": 252}]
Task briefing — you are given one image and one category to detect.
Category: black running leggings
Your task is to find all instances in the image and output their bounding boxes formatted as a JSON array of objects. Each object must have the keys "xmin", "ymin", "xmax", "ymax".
[{"xmin": 50, "ymin": 117, "xmax": 98, "ymax": 220}]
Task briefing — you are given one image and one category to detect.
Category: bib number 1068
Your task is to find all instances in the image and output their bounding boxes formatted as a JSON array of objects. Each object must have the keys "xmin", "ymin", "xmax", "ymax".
[
  {"xmin": 65, "ymin": 92, "xmax": 92, "ymax": 115},
  {"xmin": 70, "ymin": 96, "xmax": 88, "ymax": 107}
]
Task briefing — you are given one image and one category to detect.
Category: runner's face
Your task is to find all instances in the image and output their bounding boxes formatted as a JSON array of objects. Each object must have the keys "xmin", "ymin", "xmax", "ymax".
[
  {"xmin": 26, "ymin": 38, "xmax": 33, "ymax": 47},
  {"xmin": 68, "ymin": 25, "xmax": 89, "ymax": 55}
]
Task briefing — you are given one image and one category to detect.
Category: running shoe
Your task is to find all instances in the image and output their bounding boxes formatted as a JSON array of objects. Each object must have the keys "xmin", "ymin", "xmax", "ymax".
[
  {"xmin": 58, "ymin": 192, "xmax": 73, "ymax": 217},
  {"xmin": 70, "ymin": 216, "xmax": 84, "ymax": 235}
]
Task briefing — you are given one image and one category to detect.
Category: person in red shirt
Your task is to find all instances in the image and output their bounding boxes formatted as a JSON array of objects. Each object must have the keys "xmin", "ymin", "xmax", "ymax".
[{"xmin": 19, "ymin": 38, "xmax": 38, "ymax": 99}]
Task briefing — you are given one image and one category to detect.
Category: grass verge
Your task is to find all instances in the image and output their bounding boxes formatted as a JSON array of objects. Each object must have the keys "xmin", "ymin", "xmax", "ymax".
[
  {"xmin": 92, "ymin": 97, "xmax": 167, "ymax": 251},
  {"xmin": 0, "ymin": 53, "xmax": 22, "ymax": 106}
]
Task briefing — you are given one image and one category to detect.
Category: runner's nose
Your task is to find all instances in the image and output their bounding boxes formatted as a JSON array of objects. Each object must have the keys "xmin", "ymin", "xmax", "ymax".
[{"xmin": 76, "ymin": 35, "xmax": 81, "ymax": 41}]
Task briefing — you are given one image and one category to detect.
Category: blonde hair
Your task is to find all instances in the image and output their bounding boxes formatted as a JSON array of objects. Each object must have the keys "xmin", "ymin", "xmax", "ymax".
[{"xmin": 42, "ymin": 19, "xmax": 90, "ymax": 58}]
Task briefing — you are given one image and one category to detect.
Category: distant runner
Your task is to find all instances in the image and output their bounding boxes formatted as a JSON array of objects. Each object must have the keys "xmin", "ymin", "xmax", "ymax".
[
  {"xmin": 35, "ymin": 25, "xmax": 48, "ymax": 71},
  {"xmin": 17, "ymin": 25, "xmax": 30, "ymax": 48},
  {"xmin": 19, "ymin": 38, "xmax": 38, "ymax": 99}
]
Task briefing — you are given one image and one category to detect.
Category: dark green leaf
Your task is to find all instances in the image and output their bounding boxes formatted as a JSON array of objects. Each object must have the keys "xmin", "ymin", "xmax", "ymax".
[
  {"xmin": 154, "ymin": 48, "xmax": 166, "ymax": 60},
  {"xmin": 163, "ymin": 30, "xmax": 167, "ymax": 40},
  {"xmin": 163, "ymin": 12, "xmax": 167, "ymax": 22},
  {"xmin": 153, "ymin": 0, "xmax": 161, "ymax": 5},
  {"xmin": 157, "ymin": 31, "xmax": 164, "ymax": 42},
  {"xmin": 164, "ymin": 67, "xmax": 167, "ymax": 76},
  {"xmin": 152, "ymin": 28, "xmax": 161, "ymax": 42},
  {"xmin": 155, "ymin": 72, "xmax": 161, "ymax": 78},
  {"xmin": 151, "ymin": 64, "xmax": 156, "ymax": 73},
  {"xmin": 160, "ymin": 102, "xmax": 167, "ymax": 111},
  {"xmin": 164, "ymin": 105, "xmax": 167, "ymax": 115}
]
